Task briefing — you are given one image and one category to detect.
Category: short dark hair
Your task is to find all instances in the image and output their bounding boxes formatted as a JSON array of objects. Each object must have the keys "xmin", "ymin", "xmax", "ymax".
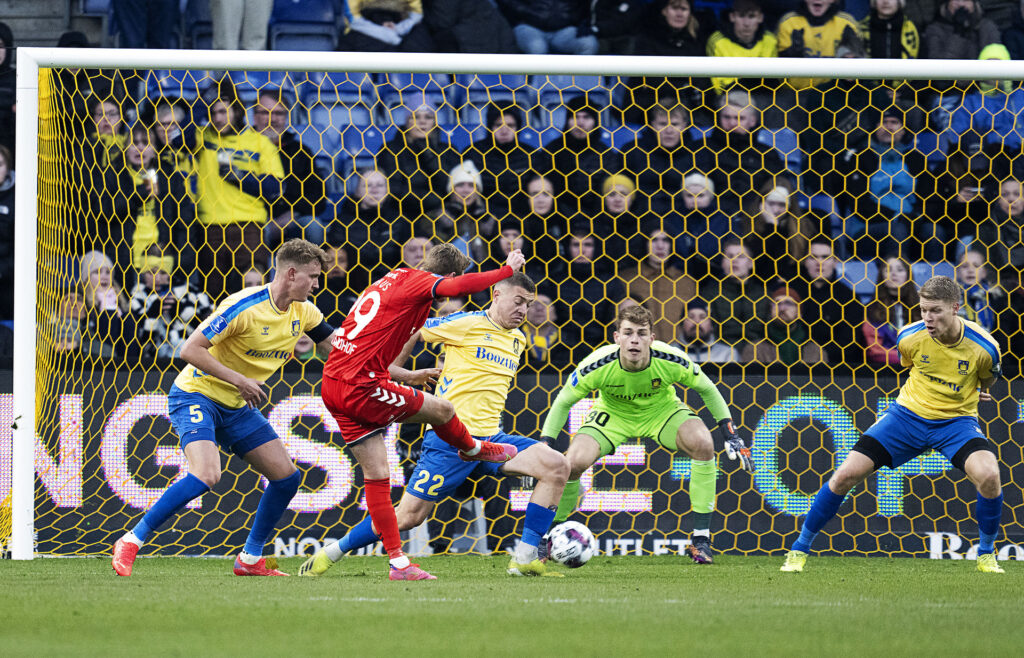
[
  {"xmin": 421, "ymin": 243, "xmax": 472, "ymax": 275},
  {"xmin": 497, "ymin": 271, "xmax": 536, "ymax": 294},
  {"xmin": 276, "ymin": 238, "xmax": 329, "ymax": 270},
  {"xmin": 617, "ymin": 304, "xmax": 654, "ymax": 331},
  {"xmin": 919, "ymin": 276, "xmax": 962, "ymax": 305},
  {"xmin": 730, "ymin": 0, "xmax": 763, "ymax": 14},
  {"xmin": 485, "ymin": 103, "xmax": 525, "ymax": 131},
  {"xmin": 258, "ymin": 86, "xmax": 293, "ymax": 108}
]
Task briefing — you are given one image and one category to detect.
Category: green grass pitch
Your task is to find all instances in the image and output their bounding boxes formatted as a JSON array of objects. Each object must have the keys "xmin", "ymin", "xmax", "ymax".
[{"xmin": 1, "ymin": 555, "xmax": 1019, "ymax": 656}]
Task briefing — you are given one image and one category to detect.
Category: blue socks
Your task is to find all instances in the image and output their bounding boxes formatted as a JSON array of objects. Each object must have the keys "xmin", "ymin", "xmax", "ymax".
[
  {"xmin": 333, "ymin": 515, "xmax": 380, "ymax": 555},
  {"xmin": 521, "ymin": 502, "xmax": 557, "ymax": 548},
  {"xmin": 132, "ymin": 473, "xmax": 211, "ymax": 542},
  {"xmin": 243, "ymin": 470, "xmax": 301, "ymax": 556},
  {"xmin": 976, "ymin": 492, "xmax": 1003, "ymax": 555},
  {"xmin": 791, "ymin": 484, "xmax": 846, "ymax": 554}
]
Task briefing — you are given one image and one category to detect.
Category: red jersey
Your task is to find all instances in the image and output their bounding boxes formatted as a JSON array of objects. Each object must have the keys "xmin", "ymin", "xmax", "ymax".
[{"xmin": 324, "ymin": 268, "xmax": 442, "ymax": 381}]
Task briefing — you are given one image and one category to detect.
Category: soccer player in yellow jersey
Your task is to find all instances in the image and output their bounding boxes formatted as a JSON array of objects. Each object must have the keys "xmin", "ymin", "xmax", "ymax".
[
  {"xmin": 111, "ymin": 240, "xmax": 339, "ymax": 577},
  {"xmin": 298, "ymin": 272, "xmax": 572, "ymax": 578},
  {"xmin": 782, "ymin": 276, "xmax": 1006, "ymax": 573}
]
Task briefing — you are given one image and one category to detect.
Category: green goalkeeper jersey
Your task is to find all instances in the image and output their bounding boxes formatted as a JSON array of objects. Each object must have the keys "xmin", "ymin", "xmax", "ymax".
[{"xmin": 540, "ymin": 341, "xmax": 732, "ymax": 440}]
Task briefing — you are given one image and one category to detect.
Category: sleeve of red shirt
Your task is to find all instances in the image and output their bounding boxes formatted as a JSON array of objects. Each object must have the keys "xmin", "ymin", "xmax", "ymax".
[{"xmin": 433, "ymin": 265, "xmax": 513, "ymax": 297}]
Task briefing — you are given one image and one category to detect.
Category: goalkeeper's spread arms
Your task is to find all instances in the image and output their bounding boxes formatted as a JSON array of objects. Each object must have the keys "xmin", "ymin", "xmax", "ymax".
[
  {"xmin": 540, "ymin": 342, "xmax": 754, "ymax": 472},
  {"xmin": 538, "ymin": 305, "xmax": 751, "ymax": 565}
]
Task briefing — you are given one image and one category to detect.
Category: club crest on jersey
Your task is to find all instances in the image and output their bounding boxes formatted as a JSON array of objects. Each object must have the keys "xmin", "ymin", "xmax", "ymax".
[
  {"xmin": 958, "ymin": 359, "xmax": 970, "ymax": 375},
  {"xmin": 261, "ymin": 326, "xmax": 269, "ymax": 336},
  {"xmin": 513, "ymin": 338, "xmax": 520, "ymax": 354},
  {"xmin": 651, "ymin": 378, "xmax": 662, "ymax": 389},
  {"xmin": 291, "ymin": 320, "xmax": 300, "ymax": 337}
]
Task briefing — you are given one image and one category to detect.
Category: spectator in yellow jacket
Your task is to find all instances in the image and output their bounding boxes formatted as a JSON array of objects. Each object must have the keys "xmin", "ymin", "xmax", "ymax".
[
  {"xmin": 859, "ymin": 0, "xmax": 919, "ymax": 59},
  {"xmin": 777, "ymin": 0, "xmax": 862, "ymax": 89},
  {"xmin": 706, "ymin": 0, "xmax": 778, "ymax": 94}
]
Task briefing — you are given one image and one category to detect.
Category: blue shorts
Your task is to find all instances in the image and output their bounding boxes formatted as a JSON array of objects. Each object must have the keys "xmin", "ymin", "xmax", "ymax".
[
  {"xmin": 167, "ymin": 385, "xmax": 278, "ymax": 457},
  {"xmin": 406, "ymin": 430, "xmax": 538, "ymax": 502},
  {"xmin": 863, "ymin": 402, "xmax": 986, "ymax": 469}
]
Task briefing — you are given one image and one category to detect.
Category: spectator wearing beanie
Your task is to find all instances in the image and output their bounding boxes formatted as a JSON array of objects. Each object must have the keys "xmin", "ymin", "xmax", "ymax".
[
  {"xmin": 465, "ymin": 103, "xmax": 538, "ymax": 216},
  {"xmin": 673, "ymin": 298, "xmax": 742, "ymax": 363}
]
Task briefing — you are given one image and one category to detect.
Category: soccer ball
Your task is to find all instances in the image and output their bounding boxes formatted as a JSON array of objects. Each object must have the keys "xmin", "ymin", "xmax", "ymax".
[{"xmin": 545, "ymin": 521, "xmax": 596, "ymax": 568}]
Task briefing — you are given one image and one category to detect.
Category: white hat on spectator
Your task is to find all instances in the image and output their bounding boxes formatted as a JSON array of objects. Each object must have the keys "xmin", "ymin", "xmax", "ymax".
[
  {"xmin": 79, "ymin": 250, "xmax": 114, "ymax": 283},
  {"xmin": 683, "ymin": 173, "xmax": 715, "ymax": 194},
  {"xmin": 448, "ymin": 161, "xmax": 482, "ymax": 192},
  {"xmin": 765, "ymin": 186, "xmax": 790, "ymax": 204}
]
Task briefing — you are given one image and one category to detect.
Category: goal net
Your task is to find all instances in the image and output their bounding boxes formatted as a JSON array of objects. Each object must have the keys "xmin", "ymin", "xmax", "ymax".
[{"xmin": 6, "ymin": 49, "xmax": 1024, "ymax": 560}]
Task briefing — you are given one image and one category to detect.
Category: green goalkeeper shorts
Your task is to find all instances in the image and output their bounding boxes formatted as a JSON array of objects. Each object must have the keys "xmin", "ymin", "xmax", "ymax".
[{"xmin": 575, "ymin": 400, "xmax": 701, "ymax": 457}]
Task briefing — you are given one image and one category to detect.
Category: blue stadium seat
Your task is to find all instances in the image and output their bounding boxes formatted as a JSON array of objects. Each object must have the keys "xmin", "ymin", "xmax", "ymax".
[
  {"xmin": 269, "ymin": 0, "xmax": 338, "ymax": 51},
  {"xmin": 756, "ymin": 127, "xmax": 804, "ymax": 174},
  {"xmin": 379, "ymin": 73, "xmax": 458, "ymax": 127},
  {"xmin": 145, "ymin": 69, "xmax": 210, "ymax": 102},
  {"xmin": 341, "ymin": 124, "xmax": 390, "ymax": 171},
  {"xmin": 445, "ymin": 125, "xmax": 474, "ymax": 152},
  {"xmin": 608, "ymin": 124, "xmax": 641, "ymax": 150},
  {"xmin": 456, "ymin": 74, "xmax": 534, "ymax": 131},
  {"xmin": 915, "ymin": 131, "xmax": 947, "ymax": 167},
  {"xmin": 308, "ymin": 101, "xmax": 373, "ymax": 130},
  {"xmin": 837, "ymin": 260, "xmax": 879, "ymax": 301},
  {"xmin": 184, "ymin": 0, "xmax": 213, "ymax": 49},
  {"xmin": 227, "ymin": 70, "xmax": 297, "ymax": 108},
  {"xmin": 304, "ymin": 72, "xmax": 378, "ymax": 107},
  {"xmin": 81, "ymin": 0, "xmax": 111, "ymax": 15},
  {"xmin": 531, "ymin": 74, "xmax": 611, "ymax": 129},
  {"xmin": 912, "ymin": 261, "xmax": 956, "ymax": 284}
]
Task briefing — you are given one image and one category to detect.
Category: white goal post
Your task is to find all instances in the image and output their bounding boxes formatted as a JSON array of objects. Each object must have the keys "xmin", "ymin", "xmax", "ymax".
[{"xmin": 12, "ymin": 47, "xmax": 1024, "ymax": 559}]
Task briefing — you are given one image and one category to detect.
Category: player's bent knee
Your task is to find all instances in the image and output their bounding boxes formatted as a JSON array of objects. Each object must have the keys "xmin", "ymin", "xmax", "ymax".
[
  {"xmin": 430, "ymin": 397, "xmax": 455, "ymax": 423},
  {"xmin": 192, "ymin": 469, "xmax": 221, "ymax": 488},
  {"xmin": 539, "ymin": 449, "xmax": 571, "ymax": 484}
]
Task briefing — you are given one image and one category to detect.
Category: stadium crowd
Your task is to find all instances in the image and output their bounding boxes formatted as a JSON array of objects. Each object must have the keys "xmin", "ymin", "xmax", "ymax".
[{"xmin": 1, "ymin": 0, "xmax": 1024, "ymax": 375}]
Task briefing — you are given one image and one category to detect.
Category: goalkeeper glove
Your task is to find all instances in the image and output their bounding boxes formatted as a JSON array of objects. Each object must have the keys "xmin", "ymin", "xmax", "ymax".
[{"xmin": 717, "ymin": 419, "xmax": 755, "ymax": 472}]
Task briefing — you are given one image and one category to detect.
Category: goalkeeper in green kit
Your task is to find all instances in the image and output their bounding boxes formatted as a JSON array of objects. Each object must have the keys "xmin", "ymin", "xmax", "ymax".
[{"xmin": 540, "ymin": 305, "xmax": 754, "ymax": 564}]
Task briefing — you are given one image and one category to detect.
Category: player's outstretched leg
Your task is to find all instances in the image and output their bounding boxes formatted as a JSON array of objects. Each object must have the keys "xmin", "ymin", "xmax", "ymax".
[
  {"xmin": 780, "ymin": 450, "xmax": 874, "ymax": 572},
  {"xmin": 112, "ymin": 453, "xmax": 214, "ymax": 576},
  {"xmin": 964, "ymin": 450, "xmax": 1005, "ymax": 573},
  {"xmin": 302, "ymin": 494, "xmax": 438, "ymax": 580},
  {"xmin": 503, "ymin": 444, "xmax": 568, "ymax": 577},
  {"xmin": 407, "ymin": 397, "xmax": 517, "ymax": 463}
]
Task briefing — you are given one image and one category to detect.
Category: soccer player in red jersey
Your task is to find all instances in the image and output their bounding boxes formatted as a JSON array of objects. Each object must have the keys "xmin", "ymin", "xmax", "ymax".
[{"xmin": 322, "ymin": 243, "xmax": 525, "ymax": 580}]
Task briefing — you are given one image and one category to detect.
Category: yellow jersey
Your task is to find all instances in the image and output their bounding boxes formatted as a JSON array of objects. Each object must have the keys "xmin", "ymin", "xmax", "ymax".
[
  {"xmin": 194, "ymin": 126, "xmax": 284, "ymax": 226},
  {"xmin": 777, "ymin": 10, "xmax": 861, "ymax": 89},
  {"xmin": 895, "ymin": 318, "xmax": 1000, "ymax": 420},
  {"xmin": 174, "ymin": 285, "xmax": 324, "ymax": 408},
  {"xmin": 706, "ymin": 30, "xmax": 779, "ymax": 92},
  {"xmin": 419, "ymin": 310, "xmax": 526, "ymax": 437}
]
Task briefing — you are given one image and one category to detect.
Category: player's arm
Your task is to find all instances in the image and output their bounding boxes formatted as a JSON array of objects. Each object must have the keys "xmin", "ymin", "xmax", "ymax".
[
  {"xmin": 388, "ymin": 330, "xmax": 441, "ymax": 387},
  {"xmin": 179, "ymin": 331, "xmax": 267, "ymax": 408},
  {"xmin": 307, "ymin": 320, "xmax": 336, "ymax": 359},
  {"xmin": 432, "ymin": 249, "xmax": 525, "ymax": 297},
  {"xmin": 686, "ymin": 364, "xmax": 755, "ymax": 472},
  {"xmin": 539, "ymin": 372, "xmax": 591, "ymax": 443}
]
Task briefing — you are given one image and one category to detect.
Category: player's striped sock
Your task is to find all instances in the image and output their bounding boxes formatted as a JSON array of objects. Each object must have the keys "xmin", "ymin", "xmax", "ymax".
[
  {"xmin": 554, "ymin": 479, "xmax": 580, "ymax": 523},
  {"xmin": 243, "ymin": 469, "xmax": 301, "ymax": 557},
  {"xmin": 689, "ymin": 459, "xmax": 717, "ymax": 534},
  {"xmin": 364, "ymin": 477, "xmax": 404, "ymax": 563},
  {"xmin": 326, "ymin": 515, "xmax": 379, "ymax": 561},
  {"xmin": 976, "ymin": 492, "xmax": 1003, "ymax": 554},
  {"xmin": 432, "ymin": 414, "xmax": 477, "ymax": 453},
  {"xmin": 791, "ymin": 483, "xmax": 845, "ymax": 553},
  {"xmin": 131, "ymin": 473, "xmax": 210, "ymax": 542}
]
